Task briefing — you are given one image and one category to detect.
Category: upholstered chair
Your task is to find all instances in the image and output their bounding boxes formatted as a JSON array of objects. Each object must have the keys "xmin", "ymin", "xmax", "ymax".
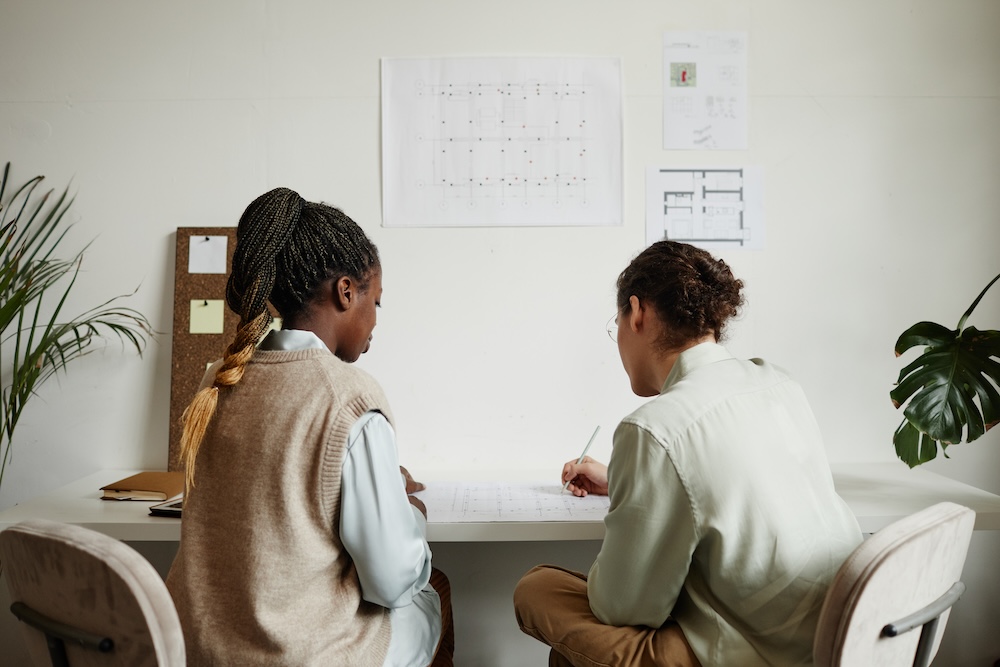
[
  {"xmin": 0, "ymin": 518, "xmax": 185, "ymax": 666},
  {"xmin": 814, "ymin": 501, "xmax": 975, "ymax": 667}
]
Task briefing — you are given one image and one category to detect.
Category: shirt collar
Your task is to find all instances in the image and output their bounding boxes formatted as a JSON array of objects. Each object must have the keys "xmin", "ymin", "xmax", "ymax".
[
  {"xmin": 661, "ymin": 342, "xmax": 733, "ymax": 394},
  {"xmin": 258, "ymin": 329, "xmax": 330, "ymax": 352}
]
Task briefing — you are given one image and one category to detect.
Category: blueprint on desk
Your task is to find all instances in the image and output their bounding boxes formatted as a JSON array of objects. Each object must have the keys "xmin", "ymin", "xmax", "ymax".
[{"xmin": 414, "ymin": 482, "xmax": 610, "ymax": 522}]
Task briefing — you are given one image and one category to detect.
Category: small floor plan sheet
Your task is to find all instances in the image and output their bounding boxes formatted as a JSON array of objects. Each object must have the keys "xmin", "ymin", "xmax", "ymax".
[
  {"xmin": 646, "ymin": 166, "xmax": 765, "ymax": 250},
  {"xmin": 414, "ymin": 482, "xmax": 610, "ymax": 522},
  {"xmin": 381, "ymin": 56, "xmax": 623, "ymax": 227}
]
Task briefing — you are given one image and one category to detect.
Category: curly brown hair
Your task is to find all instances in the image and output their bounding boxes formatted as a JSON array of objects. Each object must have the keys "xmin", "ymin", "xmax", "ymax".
[{"xmin": 616, "ymin": 241, "xmax": 744, "ymax": 352}]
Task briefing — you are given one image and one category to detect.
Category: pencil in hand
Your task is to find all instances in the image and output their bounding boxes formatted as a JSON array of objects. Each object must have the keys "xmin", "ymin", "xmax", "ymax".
[{"xmin": 561, "ymin": 425, "xmax": 601, "ymax": 493}]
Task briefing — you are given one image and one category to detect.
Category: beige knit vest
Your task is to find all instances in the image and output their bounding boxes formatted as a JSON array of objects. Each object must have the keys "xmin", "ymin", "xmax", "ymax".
[{"xmin": 167, "ymin": 348, "xmax": 394, "ymax": 666}]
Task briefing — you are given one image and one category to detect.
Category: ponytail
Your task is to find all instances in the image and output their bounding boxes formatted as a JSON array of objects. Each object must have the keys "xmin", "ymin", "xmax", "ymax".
[
  {"xmin": 178, "ymin": 309, "xmax": 273, "ymax": 489},
  {"xmin": 178, "ymin": 188, "xmax": 302, "ymax": 489}
]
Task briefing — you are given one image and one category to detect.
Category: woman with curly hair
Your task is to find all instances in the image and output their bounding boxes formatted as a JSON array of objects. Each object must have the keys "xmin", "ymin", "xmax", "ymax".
[{"xmin": 514, "ymin": 241, "xmax": 861, "ymax": 667}]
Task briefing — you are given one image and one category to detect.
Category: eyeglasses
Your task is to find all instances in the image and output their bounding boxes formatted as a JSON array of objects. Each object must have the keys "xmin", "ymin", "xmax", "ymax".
[{"xmin": 606, "ymin": 314, "xmax": 618, "ymax": 342}]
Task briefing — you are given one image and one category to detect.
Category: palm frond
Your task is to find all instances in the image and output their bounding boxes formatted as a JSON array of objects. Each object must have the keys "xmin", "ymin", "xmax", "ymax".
[{"xmin": 0, "ymin": 162, "xmax": 152, "ymax": 491}]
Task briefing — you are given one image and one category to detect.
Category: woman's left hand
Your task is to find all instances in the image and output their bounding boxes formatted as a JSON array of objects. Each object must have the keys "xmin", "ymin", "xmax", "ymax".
[{"xmin": 407, "ymin": 494, "xmax": 427, "ymax": 519}]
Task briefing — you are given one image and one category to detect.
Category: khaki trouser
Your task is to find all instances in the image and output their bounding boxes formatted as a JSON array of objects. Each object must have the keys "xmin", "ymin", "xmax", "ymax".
[{"xmin": 513, "ymin": 565, "xmax": 701, "ymax": 667}]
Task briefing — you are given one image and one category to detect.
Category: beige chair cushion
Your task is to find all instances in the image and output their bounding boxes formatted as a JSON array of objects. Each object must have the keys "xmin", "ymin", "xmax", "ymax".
[
  {"xmin": 0, "ymin": 518, "xmax": 185, "ymax": 666},
  {"xmin": 813, "ymin": 501, "xmax": 975, "ymax": 667}
]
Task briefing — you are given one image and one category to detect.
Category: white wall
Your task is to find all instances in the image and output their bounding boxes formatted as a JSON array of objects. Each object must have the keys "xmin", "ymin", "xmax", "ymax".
[{"xmin": 1, "ymin": 1, "xmax": 998, "ymax": 664}]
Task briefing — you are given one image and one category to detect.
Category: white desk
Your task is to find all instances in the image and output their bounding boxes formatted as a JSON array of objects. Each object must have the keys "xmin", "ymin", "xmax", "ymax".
[{"xmin": 2, "ymin": 463, "xmax": 1000, "ymax": 540}]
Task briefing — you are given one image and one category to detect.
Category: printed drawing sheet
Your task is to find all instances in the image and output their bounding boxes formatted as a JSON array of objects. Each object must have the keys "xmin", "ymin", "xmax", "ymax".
[
  {"xmin": 646, "ymin": 166, "xmax": 765, "ymax": 250},
  {"xmin": 414, "ymin": 482, "xmax": 610, "ymax": 522},
  {"xmin": 381, "ymin": 57, "xmax": 623, "ymax": 227},
  {"xmin": 663, "ymin": 32, "xmax": 748, "ymax": 150}
]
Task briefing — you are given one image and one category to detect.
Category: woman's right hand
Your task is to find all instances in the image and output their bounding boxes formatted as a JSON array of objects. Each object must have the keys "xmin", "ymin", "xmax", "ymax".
[{"xmin": 562, "ymin": 456, "xmax": 609, "ymax": 497}]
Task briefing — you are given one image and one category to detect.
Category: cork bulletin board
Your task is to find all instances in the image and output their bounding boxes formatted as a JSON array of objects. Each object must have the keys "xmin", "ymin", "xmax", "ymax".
[{"xmin": 168, "ymin": 227, "xmax": 239, "ymax": 470}]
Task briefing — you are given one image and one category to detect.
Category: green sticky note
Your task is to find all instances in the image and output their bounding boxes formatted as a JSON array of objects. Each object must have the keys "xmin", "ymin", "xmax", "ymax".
[{"xmin": 190, "ymin": 299, "xmax": 224, "ymax": 334}]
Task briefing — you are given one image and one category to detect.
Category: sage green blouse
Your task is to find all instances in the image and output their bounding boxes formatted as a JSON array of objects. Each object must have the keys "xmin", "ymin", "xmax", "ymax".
[{"xmin": 588, "ymin": 343, "xmax": 861, "ymax": 666}]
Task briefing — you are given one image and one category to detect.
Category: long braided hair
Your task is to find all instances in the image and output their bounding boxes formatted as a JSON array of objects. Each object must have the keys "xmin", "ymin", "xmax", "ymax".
[{"xmin": 178, "ymin": 187, "xmax": 380, "ymax": 488}]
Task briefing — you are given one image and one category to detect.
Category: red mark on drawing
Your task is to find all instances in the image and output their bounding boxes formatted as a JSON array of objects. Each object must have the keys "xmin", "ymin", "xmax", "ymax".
[{"xmin": 682, "ymin": 70, "xmax": 687, "ymax": 83}]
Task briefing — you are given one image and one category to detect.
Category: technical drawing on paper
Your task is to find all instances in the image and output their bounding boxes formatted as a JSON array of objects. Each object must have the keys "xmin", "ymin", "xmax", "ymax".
[
  {"xmin": 645, "ymin": 167, "xmax": 765, "ymax": 250},
  {"xmin": 382, "ymin": 57, "xmax": 622, "ymax": 227},
  {"xmin": 663, "ymin": 32, "xmax": 747, "ymax": 150},
  {"xmin": 414, "ymin": 482, "xmax": 610, "ymax": 522}
]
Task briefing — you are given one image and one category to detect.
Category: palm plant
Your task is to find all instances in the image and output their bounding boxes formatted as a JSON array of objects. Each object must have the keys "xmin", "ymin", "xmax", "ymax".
[
  {"xmin": 0, "ymin": 162, "xmax": 152, "ymax": 491},
  {"xmin": 891, "ymin": 272, "xmax": 1000, "ymax": 467}
]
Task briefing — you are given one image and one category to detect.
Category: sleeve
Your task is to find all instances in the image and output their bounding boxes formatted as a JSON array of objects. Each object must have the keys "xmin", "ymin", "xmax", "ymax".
[
  {"xmin": 587, "ymin": 420, "xmax": 699, "ymax": 627},
  {"xmin": 340, "ymin": 411, "xmax": 433, "ymax": 609}
]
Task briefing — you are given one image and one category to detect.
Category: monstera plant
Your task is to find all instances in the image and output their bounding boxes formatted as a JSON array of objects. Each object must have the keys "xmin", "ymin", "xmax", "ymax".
[
  {"xmin": 891, "ymin": 272, "xmax": 1000, "ymax": 467},
  {"xmin": 0, "ymin": 162, "xmax": 151, "ymax": 492}
]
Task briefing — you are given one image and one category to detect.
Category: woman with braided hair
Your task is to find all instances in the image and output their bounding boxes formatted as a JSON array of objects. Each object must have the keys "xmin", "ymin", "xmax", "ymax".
[
  {"xmin": 166, "ymin": 188, "xmax": 453, "ymax": 666},
  {"xmin": 513, "ymin": 241, "xmax": 861, "ymax": 666}
]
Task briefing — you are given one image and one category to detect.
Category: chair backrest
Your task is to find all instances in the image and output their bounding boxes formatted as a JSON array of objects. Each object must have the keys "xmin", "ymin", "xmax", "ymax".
[
  {"xmin": 813, "ymin": 501, "xmax": 975, "ymax": 667},
  {"xmin": 0, "ymin": 518, "xmax": 185, "ymax": 666}
]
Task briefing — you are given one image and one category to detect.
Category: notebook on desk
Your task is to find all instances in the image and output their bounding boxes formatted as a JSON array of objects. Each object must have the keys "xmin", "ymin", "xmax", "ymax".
[{"xmin": 101, "ymin": 471, "xmax": 184, "ymax": 501}]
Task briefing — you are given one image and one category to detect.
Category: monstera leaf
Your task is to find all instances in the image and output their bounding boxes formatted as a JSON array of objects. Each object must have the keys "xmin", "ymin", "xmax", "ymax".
[{"xmin": 891, "ymin": 272, "xmax": 1000, "ymax": 467}]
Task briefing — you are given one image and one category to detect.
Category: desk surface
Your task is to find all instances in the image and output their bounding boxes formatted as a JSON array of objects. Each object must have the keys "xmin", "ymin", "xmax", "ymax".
[{"xmin": 2, "ymin": 463, "xmax": 1000, "ymax": 542}]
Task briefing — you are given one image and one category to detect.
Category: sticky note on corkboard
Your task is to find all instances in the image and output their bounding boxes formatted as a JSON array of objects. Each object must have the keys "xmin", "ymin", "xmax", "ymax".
[{"xmin": 169, "ymin": 228, "xmax": 239, "ymax": 470}]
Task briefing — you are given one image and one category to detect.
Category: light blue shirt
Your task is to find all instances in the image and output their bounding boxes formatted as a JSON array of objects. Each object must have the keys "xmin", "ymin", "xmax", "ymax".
[{"xmin": 259, "ymin": 329, "xmax": 441, "ymax": 667}]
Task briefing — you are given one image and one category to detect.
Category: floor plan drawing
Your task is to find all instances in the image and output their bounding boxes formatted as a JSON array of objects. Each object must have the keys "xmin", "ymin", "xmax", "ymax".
[
  {"xmin": 645, "ymin": 167, "xmax": 764, "ymax": 250},
  {"xmin": 382, "ymin": 57, "xmax": 622, "ymax": 227}
]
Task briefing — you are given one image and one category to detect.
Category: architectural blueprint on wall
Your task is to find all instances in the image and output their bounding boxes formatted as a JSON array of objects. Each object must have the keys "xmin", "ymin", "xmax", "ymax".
[
  {"xmin": 381, "ymin": 57, "xmax": 623, "ymax": 227},
  {"xmin": 663, "ymin": 31, "xmax": 748, "ymax": 150},
  {"xmin": 414, "ymin": 482, "xmax": 610, "ymax": 522},
  {"xmin": 646, "ymin": 166, "xmax": 765, "ymax": 250}
]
